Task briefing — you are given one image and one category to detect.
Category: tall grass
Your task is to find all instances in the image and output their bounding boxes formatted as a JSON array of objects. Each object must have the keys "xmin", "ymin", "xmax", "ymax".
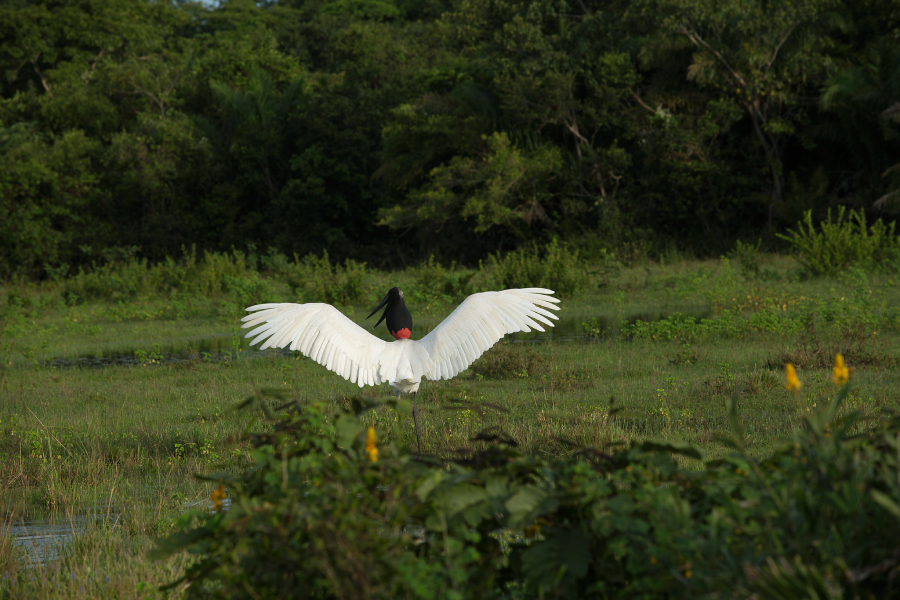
[{"xmin": 1, "ymin": 254, "xmax": 899, "ymax": 597}]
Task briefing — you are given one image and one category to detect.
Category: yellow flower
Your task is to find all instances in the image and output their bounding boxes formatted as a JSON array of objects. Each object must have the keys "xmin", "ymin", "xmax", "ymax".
[
  {"xmin": 365, "ymin": 427, "xmax": 378, "ymax": 463},
  {"xmin": 833, "ymin": 354, "xmax": 849, "ymax": 386},
  {"xmin": 785, "ymin": 363, "xmax": 802, "ymax": 393},
  {"xmin": 211, "ymin": 484, "xmax": 226, "ymax": 512}
]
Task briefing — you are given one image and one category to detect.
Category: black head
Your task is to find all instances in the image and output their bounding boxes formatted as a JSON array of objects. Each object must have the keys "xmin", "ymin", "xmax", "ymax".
[
  {"xmin": 366, "ymin": 287, "xmax": 403, "ymax": 328},
  {"xmin": 366, "ymin": 287, "xmax": 412, "ymax": 339}
]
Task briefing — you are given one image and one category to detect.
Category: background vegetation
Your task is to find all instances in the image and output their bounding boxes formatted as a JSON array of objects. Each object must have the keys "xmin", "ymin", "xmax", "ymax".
[
  {"xmin": 3, "ymin": 0, "xmax": 900, "ymax": 596},
  {"xmin": 2, "ymin": 0, "xmax": 900, "ymax": 281},
  {"xmin": 1, "ymin": 232, "xmax": 899, "ymax": 596}
]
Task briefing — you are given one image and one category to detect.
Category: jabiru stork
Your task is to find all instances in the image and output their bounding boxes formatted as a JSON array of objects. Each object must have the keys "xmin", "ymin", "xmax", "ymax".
[{"xmin": 240, "ymin": 287, "xmax": 560, "ymax": 454}]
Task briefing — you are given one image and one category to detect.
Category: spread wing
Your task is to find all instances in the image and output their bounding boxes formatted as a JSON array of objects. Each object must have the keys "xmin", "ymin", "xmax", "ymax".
[
  {"xmin": 241, "ymin": 288, "xmax": 561, "ymax": 389},
  {"xmin": 241, "ymin": 303, "xmax": 388, "ymax": 387},
  {"xmin": 415, "ymin": 288, "xmax": 560, "ymax": 381}
]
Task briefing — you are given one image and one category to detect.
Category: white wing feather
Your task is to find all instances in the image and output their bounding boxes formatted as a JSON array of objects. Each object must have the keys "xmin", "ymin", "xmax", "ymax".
[
  {"xmin": 240, "ymin": 288, "xmax": 560, "ymax": 388},
  {"xmin": 417, "ymin": 288, "xmax": 559, "ymax": 381},
  {"xmin": 241, "ymin": 303, "xmax": 387, "ymax": 388}
]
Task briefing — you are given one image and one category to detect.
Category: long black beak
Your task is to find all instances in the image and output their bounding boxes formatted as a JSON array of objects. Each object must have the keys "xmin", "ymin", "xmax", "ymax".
[{"xmin": 366, "ymin": 293, "xmax": 390, "ymax": 330}]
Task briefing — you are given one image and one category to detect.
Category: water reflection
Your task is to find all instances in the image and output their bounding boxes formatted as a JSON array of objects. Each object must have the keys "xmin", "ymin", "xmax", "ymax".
[
  {"xmin": 39, "ymin": 308, "xmax": 711, "ymax": 369},
  {"xmin": 8, "ymin": 515, "xmax": 108, "ymax": 564},
  {"xmin": 9, "ymin": 498, "xmax": 232, "ymax": 566}
]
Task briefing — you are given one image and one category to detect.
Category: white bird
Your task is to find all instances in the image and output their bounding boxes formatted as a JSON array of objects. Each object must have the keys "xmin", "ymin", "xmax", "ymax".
[{"xmin": 240, "ymin": 287, "xmax": 561, "ymax": 453}]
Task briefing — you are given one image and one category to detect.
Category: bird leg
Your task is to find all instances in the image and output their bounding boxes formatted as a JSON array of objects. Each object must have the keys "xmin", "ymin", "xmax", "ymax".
[{"xmin": 412, "ymin": 391, "xmax": 421, "ymax": 457}]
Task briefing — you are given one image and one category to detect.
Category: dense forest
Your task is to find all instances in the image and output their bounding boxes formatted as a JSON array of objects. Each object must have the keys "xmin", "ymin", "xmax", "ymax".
[{"xmin": 1, "ymin": 0, "xmax": 899, "ymax": 279}]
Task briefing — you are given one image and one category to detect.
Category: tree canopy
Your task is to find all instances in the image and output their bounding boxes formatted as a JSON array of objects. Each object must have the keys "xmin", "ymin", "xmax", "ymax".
[{"xmin": 1, "ymin": 0, "xmax": 898, "ymax": 278}]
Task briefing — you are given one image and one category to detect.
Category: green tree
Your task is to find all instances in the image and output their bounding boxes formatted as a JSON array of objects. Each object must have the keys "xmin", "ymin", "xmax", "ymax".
[
  {"xmin": 655, "ymin": 0, "xmax": 841, "ymax": 224},
  {"xmin": 0, "ymin": 125, "xmax": 100, "ymax": 278},
  {"xmin": 821, "ymin": 37, "xmax": 900, "ymax": 211},
  {"xmin": 378, "ymin": 132, "xmax": 562, "ymax": 240}
]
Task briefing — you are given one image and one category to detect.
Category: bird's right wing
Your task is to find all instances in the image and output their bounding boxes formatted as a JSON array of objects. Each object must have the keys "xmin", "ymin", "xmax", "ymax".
[
  {"xmin": 415, "ymin": 288, "xmax": 560, "ymax": 381},
  {"xmin": 241, "ymin": 303, "xmax": 388, "ymax": 387}
]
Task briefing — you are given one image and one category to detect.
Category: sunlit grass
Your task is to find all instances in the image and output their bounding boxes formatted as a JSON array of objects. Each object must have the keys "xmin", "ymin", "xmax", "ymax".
[{"xmin": 1, "ymin": 255, "xmax": 898, "ymax": 597}]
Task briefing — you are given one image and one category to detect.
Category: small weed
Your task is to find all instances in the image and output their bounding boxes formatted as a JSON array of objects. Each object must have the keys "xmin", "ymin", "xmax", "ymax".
[
  {"xmin": 704, "ymin": 363, "xmax": 737, "ymax": 395},
  {"xmin": 667, "ymin": 341, "xmax": 705, "ymax": 365},
  {"xmin": 726, "ymin": 238, "xmax": 764, "ymax": 278},
  {"xmin": 771, "ymin": 326, "xmax": 894, "ymax": 370},
  {"xmin": 582, "ymin": 317, "xmax": 606, "ymax": 341},
  {"xmin": 743, "ymin": 370, "xmax": 780, "ymax": 395},
  {"xmin": 134, "ymin": 344, "xmax": 163, "ymax": 366}
]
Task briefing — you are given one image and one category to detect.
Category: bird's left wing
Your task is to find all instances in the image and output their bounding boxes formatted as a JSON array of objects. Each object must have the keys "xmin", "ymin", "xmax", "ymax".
[
  {"xmin": 414, "ymin": 288, "xmax": 560, "ymax": 381},
  {"xmin": 241, "ymin": 303, "xmax": 388, "ymax": 387}
]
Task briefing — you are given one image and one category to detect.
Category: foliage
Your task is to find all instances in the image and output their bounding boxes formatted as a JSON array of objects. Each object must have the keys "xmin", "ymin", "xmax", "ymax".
[
  {"xmin": 777, "ymin": 207, "xmax": 900, "ymax": 275},
  {"xmin": 485, "ymin": 239, "xmax": 587, "ymax": 298},
  {"xmin": 726, "ymin": 239, "xmax": 764, "ymax": 278},
  {"xmin": 1, "ymin": 0, "xmax": 899, "ymax": 275},
  {"xmin": 294, "ymin": 251, "xmax": 370, "ymax": 306},
  {"xmin": 654, "ymin": 0, "xmax": 840, "ymax": 219},
  {"xmin": 0, "ymin": 126, "xmax": 100, "ymax": 280},
  {"xmin": 154, "ymin": 386, "xmax": 900, "ymax": 598},
  {"xmin": 469, "ymin": 343, "xmax": 547, "ymax": 380},
  {"xmin": 408, "ymin": 256, "xmax": 476, "ymax": 304},
  {"xmin": 61, "ymin": 247, "xmax": 273, "ymax": 307},
  {"xmin": 378, "ymin": 132, "xmax": 563, "ymax": 241}
]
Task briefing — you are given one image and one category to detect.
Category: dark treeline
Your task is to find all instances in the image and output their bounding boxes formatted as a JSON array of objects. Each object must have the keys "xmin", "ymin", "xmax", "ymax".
[{"xmin": 1, "ymin": 0, "xmax": 899, "ymax": 279}]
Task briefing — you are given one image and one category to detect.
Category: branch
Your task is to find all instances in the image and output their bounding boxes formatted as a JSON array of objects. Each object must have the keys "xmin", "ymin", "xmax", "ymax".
[
  {"xmin": 677, "ymin": 20, "xmax": 747, "ymax": 88},
  {"xmin": 89, "ymin": 49, "xmax": 105, "ymax": 74},
  {"xmin": 30, "ymin": 52, "xmax": 53, "ymax": 98},
  {"xmin": 629, "ymin": 89, "xmax": 657, "ymax": 114},
  {"xmin": 765, "ymin": 24, "xmax": 798, "ymax": 76}
]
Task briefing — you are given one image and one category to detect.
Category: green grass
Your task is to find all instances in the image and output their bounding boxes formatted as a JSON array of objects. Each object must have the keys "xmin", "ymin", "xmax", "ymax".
[{"xmin": 1, "ymin": 254, "xmax": 899, "ymax": 598}]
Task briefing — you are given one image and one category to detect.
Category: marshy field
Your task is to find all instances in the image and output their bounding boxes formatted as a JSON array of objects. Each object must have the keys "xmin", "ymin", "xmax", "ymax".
[{"xmin": 1, "ymin": 246, "xmax": 899, "ymax": 598}]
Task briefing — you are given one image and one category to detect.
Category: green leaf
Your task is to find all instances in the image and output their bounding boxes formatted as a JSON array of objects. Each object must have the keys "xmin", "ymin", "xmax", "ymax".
[
  {"xmin": 521, "ymin": 529, "xmax": 591, "ymax": 589},
  {"xmin": 638, "ymin": 440, "xmax": 705, "ymax": 461},
  {"xmin": 444, "ymin": 483, "xmax": 489, "ymax": 515},
  {"xmin": 416, "ymin": 472, "xmax": 443, "ymax": 501},
  {"xmin": 334, "ymin": 413, "xmax": 364, "ymax": 451},
  {"xmin": 505, "ymin": 485, "xmax": 548, "ymax": 519},
  {"xmin": 872, "ymin": 490, "xmax": 900, "ymax": 521}
]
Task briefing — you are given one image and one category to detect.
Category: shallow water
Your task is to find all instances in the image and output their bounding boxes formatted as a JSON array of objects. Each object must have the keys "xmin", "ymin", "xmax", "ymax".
[
  {"xmin": 40, "ymin": 334, "xmax": 245, "ymax": 369},
  {"xmin": 38, "ymin": 309, "xmax": 711, "ymax": 369},
  {"xmin": 9, "ymin": 498, "xmax": 232, "ymax": 566},
  {"xmin": 8, "ymin": 515, "xmax": 105, "ymax": 564}
]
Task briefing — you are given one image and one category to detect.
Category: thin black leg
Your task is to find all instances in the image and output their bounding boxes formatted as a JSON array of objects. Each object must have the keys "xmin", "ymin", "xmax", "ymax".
[{"xmin": 412, "ymin": 391, "xmax": 421, "ymax": 456}]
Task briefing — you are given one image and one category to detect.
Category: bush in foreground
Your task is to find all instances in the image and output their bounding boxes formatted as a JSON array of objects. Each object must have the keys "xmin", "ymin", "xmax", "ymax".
[{"xmin": 153, "ymin": 380, "xmax": 900, "ymax": 599}]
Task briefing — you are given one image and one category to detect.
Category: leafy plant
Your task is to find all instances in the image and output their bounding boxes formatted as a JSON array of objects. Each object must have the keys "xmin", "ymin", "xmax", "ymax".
[
  {"xmin": 485, "ymin": 239, "xmax": 587, "ymax": 298},
  {"xmin": 469, "ymin": 343, "xmax": 546, "ymax": 379},
  {"xmin": 154, "ymin": 384, "xmax": 900, "ymax": 599},
  {"xmin": 409, "ymin": 256, "xmax": 475, "ymax": 304},
  {"xmin": 296, "ymin": 251, "xmax": 370, "ymax": 306},
  {"xmin": 777, "ymin": 208, "xmax": 900, "ymax": 275},
  {"xmin": 726, "ymin": 239, "xmax": 763, "ymax": 278}
]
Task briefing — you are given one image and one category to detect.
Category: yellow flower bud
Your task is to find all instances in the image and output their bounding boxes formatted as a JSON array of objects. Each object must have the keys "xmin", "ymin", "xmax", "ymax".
[
  {"xmin": 785, "ymin": 363, "xmax": 802, "ymax": 392},
  {"xmin": 833, "ymin": 354, "xmax": 849, "ymax": 386},
  {"xmin": 211, "ymin": 484, "xmax": 226, "ymax": 512},
  {"xmin": 365, "ymin": 427, "xmax": 378, "ymax": 463}
]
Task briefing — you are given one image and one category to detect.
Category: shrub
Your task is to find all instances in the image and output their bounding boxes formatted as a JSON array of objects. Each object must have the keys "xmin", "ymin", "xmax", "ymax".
[
  {"xmin": 408, "ymin": 256, "xmax": 475, "ymax": 304},
  {"xmin": 61, "ymin": 246, "xmax": 269, "ymax": 303},
  {"xmin": 155, "ymin": 386, "xmax": 900, "ymax": 599},
  {"xmin": 486, "ymin": 239, "xmax": 587, "ymax": 297},
  {"xmin": 777, "ymin": 207, "xmax": 900, "ymax": 275},
  {"xmin": 294, "ymin": 251, "xmax": 369, "ymax": 305},
  {"xmin": 469, "ymin": 343, "xmax": 546, "ymax": 379},
  {"xmin": 726, "ymin": 238, "xmax": 763, "ymax": 278}
]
